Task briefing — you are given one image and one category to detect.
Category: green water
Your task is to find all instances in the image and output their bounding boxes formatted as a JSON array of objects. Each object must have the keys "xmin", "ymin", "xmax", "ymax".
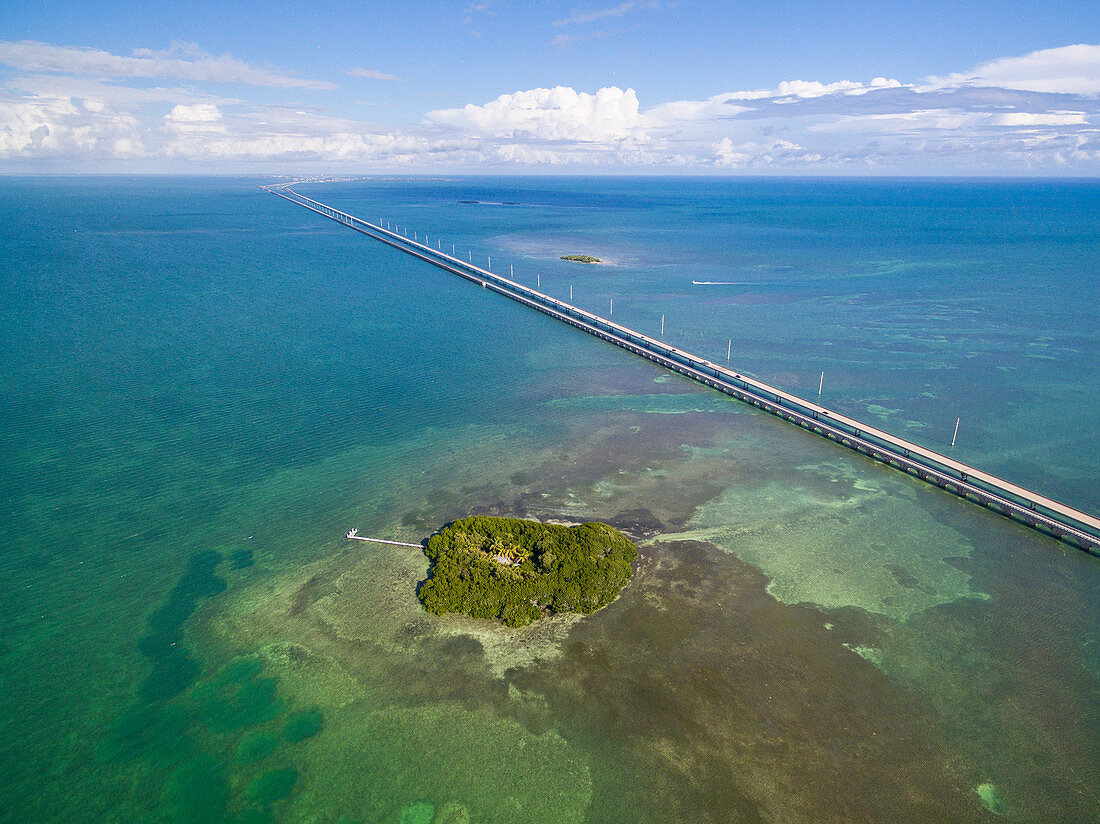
[{"xmin": 0, "ymin": 177, "xmax": 1096, "ymax": 823}]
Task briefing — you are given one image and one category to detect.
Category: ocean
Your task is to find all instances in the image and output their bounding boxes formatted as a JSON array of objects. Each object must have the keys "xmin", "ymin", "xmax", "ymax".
[{"xmin": 0, "ymin": 175, "xmax": 1096, "ymax": 823}]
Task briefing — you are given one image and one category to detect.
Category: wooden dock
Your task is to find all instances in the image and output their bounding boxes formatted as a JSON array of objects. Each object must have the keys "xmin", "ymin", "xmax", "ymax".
[
  {"xmin": 345, "ymin": 529, "xmax": 422, "ymax": 548},
  {"xmin": 267, "ymin": 183, "xmax": 1100, "ymax": 557}
]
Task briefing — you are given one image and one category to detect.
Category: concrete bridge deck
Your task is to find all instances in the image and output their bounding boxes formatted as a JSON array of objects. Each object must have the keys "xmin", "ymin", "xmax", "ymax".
[{"xmin": 264, "ymin": 182, "xmax": 1100, "ymax": 557}]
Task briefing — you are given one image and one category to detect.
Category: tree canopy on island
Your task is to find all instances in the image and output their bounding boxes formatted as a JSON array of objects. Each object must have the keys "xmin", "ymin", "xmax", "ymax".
[{"xmin": 418, "ymin": 516, "xmax": 636, "ymax": 627}]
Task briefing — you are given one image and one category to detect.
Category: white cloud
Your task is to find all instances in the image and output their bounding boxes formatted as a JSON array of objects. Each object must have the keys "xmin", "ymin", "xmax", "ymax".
[
  {"xmin": 163, "ymin": 125, "xmax": 479, "ymax": 164},
  {"xmin": 928, "ymin": 43, "xmax": 1100, "ymax": 95},
  {"xmin": 4, "ymin": 73, "xmax": 241, "ymax": 108},
  {"xmin": 167, "ymin": 104, "xmax": 222, "ymax": 123},
  {"xmin": 428, "ymin": 85, "xmax": 649, "ymax": 142},
  {"xmin": 462, "ymin": 2, "xmax": 493, "ymax": 25},
  {"xmin": 727, "ymin": 78, "xmax": 904, "ymax": 101},
  {"xmin": 0, "ymin": 94, "xmax": 144, "ymax": 157},
  {"xmin": 551, "ymin": 29, "xmax": 623, "ymax": 48},
  {"xmin": 551, "ymin": 2, "xmax": 664, "ymax": 46},
  {"xmin": 0, "ymin": 40, "xmax": 335, "ymax": 89},
  {"xmin": 165, "ymin": 103, "xmax": 224, "ymax": 135},
  {"xmin": 554, "ymin": 1, "xmax": 665, "ymax": 27},
  {"xmin": 554, "ymin": 2, "xmax": 637, "ymax": 26},
  {"xmin": 714, "ymin": 137, "xmax": 822, "ymax": 167},
  {"xmin": 994, "ymin": 111, "xmax": 1088, "ymax": 126},
  {"xmin": 0, "ymin": 40, "xmax": 1097, "ymax": 173},
  {"xmin": 648, "ymin": 91, "xmax": 751, "ymax": 124},
  {"xmin": 346, "ymin": 68, "xmax": 404, "ymax": 81},
  {"xmin": 811, "ymin": 107, "xmax": 1091, "ymax": 135}
]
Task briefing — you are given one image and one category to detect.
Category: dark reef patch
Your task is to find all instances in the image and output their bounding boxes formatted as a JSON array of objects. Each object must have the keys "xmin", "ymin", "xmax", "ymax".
[
  {"xmin": 137, "ymin": 550, "xmax": 226, "ymax": 702},
  {"xmin": 283, "ymin": 709, "xmax": 324, "ymax": 743}
]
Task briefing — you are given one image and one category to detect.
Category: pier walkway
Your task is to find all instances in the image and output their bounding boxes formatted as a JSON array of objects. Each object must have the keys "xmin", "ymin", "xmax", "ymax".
[
  {"xmin": 345, "ymin": 529, "xmax": 422, "ymax": 548},
  {"xmin": 265, "ymin": 183, "xmax": 1100, "ymax": 556}
]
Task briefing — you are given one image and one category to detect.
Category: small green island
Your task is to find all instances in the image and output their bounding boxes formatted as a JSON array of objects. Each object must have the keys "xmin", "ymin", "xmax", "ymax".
[
  {"xmin": 418, "ymin": 516, "xmax": 636, "ymax": 627},
  {"xmin": 560, "ymin": 254, "xmax": 602, "ymax": 264}
]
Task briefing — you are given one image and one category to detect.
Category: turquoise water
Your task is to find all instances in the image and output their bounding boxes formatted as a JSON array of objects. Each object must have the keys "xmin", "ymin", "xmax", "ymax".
[{"xmin": 0, "ymin": 176, "xmax": 1096, "ymax": 823}]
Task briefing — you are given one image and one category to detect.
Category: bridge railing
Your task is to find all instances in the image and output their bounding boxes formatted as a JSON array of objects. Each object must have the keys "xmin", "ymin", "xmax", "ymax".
[{"xmin": 263, "ymin": 184, "xmax": 1100, "ymax": 551}]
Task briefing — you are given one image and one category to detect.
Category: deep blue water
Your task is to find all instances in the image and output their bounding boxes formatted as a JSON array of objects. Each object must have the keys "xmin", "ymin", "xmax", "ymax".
[{"xmin": 0, "ymin": 176, "xmax": 1096, "ymax": 824}]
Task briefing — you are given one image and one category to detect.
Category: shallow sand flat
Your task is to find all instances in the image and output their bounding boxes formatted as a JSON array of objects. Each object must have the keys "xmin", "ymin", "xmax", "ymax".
[
  {"xmin": 663, "ymin": 458, "xmax": 988, "ymax": 620},
  {"xmin": 192, "ymin": 396, "xmax": 1094, "ymax": 823},
  {"xmin": 508, "ymin": 540, "xmax": 991, "ymax": 823},
  {"xmin": 284, "ymin": 702, "xmax": 592, "ymax": 824},
  {"xmin": 204, "ymin": 537, "xmax": 990, "ymax": 824}
]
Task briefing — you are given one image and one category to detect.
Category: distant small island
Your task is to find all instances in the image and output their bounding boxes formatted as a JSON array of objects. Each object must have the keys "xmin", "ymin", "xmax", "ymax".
[
  {"xmin": 560, "ymin": 255, "xmax": 602, "ymax": 264},
  {"xmin": 418, "ymin": 516, "xmax": 636, "ymax": 627}
]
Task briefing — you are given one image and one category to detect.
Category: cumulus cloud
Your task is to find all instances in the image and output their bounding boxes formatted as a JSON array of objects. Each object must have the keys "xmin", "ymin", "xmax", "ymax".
[
  {"xmin": 167, "ymin": 103, "xmax": 222, "ymax": 122},
  {"xmin": 0, "ymin": 39, "xmax": 1098, "ymax": 173},
  {"xmin": 0, "ymin": 94, "xmax": 144, "ymax": 157},
  {"xmin": 0, "ymin": 40, "xmax": 335, "ymax": 88},
  {"xmin": 427, "ymin": 85, "xmax": 649, "ymax": 142},
  {"xmin": 928, "ymin": 43, "xmax": 1100, "ymax": 96},
  {"xmin": 165, "ymin": 104, "xmax": 224, "ymax": 136},
  {"xmin": 714, "ymin": 137, "xmax": 822, "ymax": 167}
]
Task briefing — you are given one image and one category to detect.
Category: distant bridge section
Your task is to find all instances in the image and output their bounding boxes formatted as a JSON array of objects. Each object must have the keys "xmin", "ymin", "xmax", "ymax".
[{"xmin": 264, "ymin": 183, "xmax": 1100, "ymax": 557}]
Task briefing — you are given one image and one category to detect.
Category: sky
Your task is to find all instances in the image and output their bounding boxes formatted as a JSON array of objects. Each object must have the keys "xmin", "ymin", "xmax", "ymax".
[{"xmin": 1, "ymin": 0, "xmax": 1099, "ymax": 174}]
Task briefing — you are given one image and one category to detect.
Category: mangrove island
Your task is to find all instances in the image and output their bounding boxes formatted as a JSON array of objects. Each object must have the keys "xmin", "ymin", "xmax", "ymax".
[
  {"xmin": 418, "ymin": 516, "xmax": 636, "ymax": 627},
  {"xmin": 560, "ymin": 254, "xmax": 602, "ymax": 264}
]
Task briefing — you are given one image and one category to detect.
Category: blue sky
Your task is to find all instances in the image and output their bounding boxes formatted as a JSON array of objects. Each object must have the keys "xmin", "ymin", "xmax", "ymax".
[{"xmin": 2, "ymin": 1, "xmax": 1098, "ymax": 173}]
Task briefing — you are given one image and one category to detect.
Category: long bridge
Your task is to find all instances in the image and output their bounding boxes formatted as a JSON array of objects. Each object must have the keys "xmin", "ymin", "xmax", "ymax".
[{"xmin": 264, "ymin": 182, "xmax": 1100, "ymax": 557}]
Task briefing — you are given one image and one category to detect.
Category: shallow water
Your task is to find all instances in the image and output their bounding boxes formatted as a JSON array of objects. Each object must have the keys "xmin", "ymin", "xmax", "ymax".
[{"xmin": 0, "ymin": 176, "xmax": 1096, "ymax": 824}]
